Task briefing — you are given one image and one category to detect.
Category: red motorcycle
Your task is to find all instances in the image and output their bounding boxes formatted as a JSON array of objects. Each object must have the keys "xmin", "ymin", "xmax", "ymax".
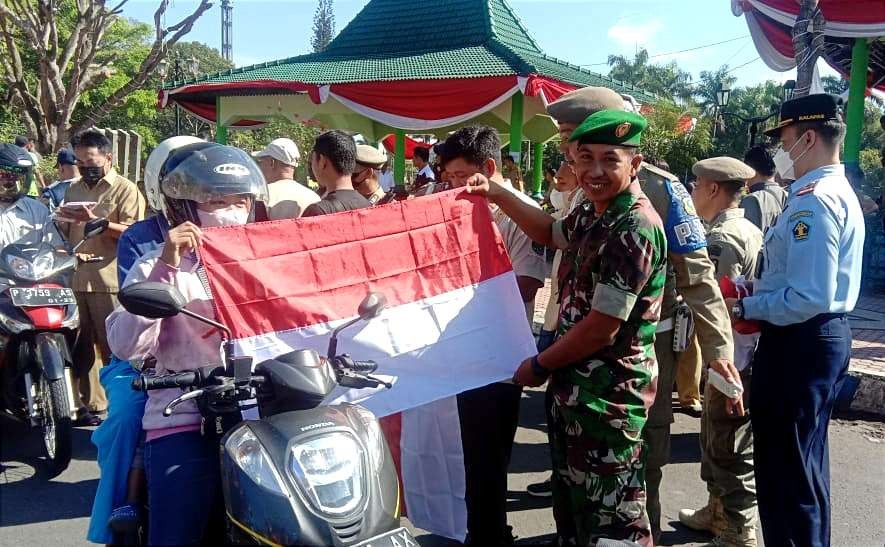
[{"xmin": 0, "ymin": 218, "xmax": 106, "ymax": 476}]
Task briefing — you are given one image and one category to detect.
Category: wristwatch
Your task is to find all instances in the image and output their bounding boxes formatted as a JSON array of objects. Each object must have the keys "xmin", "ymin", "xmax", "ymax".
[
  {"xmin": 530, "ymin": 355, "xmax": 551, "ymax": 379},
  {"xmin": 731, "ymin": 299, "xmax": 745, "ymax": 320}
]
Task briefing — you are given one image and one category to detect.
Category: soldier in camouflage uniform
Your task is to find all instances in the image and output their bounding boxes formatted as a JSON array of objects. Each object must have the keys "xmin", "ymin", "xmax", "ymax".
[
  {"xmin": 546, "ymin": 87, "xmax": 741, "ymax": 542},
  {"xmin": 680, "ymin": 157, "xmax": 763, "ymax": 547},
  {"xmin": 467, "ymin": 110, "xmax": 667, "ymax": 546}
]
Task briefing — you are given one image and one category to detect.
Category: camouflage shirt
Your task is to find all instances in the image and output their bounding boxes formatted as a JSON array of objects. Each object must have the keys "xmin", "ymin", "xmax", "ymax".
[{"xmin": 552, "ymin": 181, "xmax": 668, "ymax": 442}]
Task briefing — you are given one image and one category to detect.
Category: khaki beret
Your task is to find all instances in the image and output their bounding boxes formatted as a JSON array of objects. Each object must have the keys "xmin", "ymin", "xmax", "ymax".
[
  {"xmin": 355, "ymin": 144, "xmax": 387, "ymax": 168},
  {"xmin": 547, "ymin": 86, "xmax": 626, "ymax": 125},
  {"xmin": 692, "ymin": 156, "xmax": 756, "ymax": 183}
]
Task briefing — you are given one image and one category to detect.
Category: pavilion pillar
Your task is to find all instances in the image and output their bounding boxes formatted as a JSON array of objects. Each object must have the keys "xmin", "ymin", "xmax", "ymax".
[
  {"xmin": 843, "ymin": 37, "xmax": 869, "ymax": 188},
  {"xmin": 531, "ymin": 142, "xmax": 543, "ymax": 196},
  {"xmin": 394, "ymin": 129, "xmax": 406, "ymax": 187},
  {"xmin": 509, "ymin": 91, "xmax": 524, "ymax": 163},
  {"xmin": 216, "ymin": 97, "xmax": 228, "ymax": 145}
]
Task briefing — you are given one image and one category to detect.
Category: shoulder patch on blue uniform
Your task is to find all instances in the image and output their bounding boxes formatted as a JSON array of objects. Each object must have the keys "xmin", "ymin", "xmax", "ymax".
[
  {"xmin": 796, "ymin": 183, "xmax": 817, "ymax": 197},
  {"xmin": 789, "ymin": 210, "xmax": 813, "ymax": 222},
  {"xmin": 793, "ymin": 220, "xmax": 810, "ymax": 241},
  {"xmin": 664, "ymin": 179, "xmax": 706, "ymax": 253}
]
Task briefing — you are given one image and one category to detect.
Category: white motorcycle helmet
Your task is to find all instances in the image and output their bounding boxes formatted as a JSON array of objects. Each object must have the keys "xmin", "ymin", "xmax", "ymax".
[{"xmin": 144, "ymin": 136, "xmax": 204, "ymax": 215}]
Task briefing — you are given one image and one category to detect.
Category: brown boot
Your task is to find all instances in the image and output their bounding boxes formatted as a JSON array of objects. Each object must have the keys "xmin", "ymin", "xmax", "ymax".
[
  {"xmin": 678, "ymin": 495, "xmax": 727, "ymax": 536},
  {"xmin": 705, "ymin": 523, "xmax": 757, "ymax": 547}
]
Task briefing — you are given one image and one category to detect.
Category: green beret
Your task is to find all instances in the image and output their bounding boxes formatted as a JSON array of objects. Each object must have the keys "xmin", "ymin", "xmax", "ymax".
[
  {"xmin": 546, "ymin": 87, "xmax": 625, "ymax": 125},
  {"xmin": 569, "ymin": 109, "xmax": 647, "ymax": 147},
  {"xmin": 692, "ymin": 156, "xmax": 755, "ymax": 182}
]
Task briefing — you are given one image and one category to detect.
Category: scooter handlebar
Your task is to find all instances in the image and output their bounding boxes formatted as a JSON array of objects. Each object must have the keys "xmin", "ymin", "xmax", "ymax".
[
  {"xmin": 349, "ymin": 360, "xmax": 378, "ymax": 373},
  {"xmin": 133, "ymin": 371, "xmax": 198, "ymax": 391}
]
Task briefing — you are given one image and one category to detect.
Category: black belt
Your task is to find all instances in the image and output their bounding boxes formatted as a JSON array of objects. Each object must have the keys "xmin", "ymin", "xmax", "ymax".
[{"xmin": 761, "ymin": 312, "xmax": 846, "ymax": 331}]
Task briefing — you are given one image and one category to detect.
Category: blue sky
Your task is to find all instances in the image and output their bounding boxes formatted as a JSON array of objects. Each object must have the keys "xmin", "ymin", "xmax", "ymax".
[{"xmin": 124, "ymin": 0, "xmax": 839, "ymax": 88}]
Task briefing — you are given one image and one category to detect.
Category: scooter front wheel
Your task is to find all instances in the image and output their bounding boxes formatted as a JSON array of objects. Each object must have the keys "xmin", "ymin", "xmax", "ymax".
[{"xmin": 37, "ymin": 375, "xmax": 73, "ymax": 477}]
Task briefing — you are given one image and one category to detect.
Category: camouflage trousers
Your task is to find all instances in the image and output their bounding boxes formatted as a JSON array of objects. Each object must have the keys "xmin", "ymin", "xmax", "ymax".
[
  {"xmin": 700, "ymin": 369, "xmax": 756, "ymax": 528},
  {"xmin": 549, "ymin": 385, "xmax": 653, "ymax": 547}
]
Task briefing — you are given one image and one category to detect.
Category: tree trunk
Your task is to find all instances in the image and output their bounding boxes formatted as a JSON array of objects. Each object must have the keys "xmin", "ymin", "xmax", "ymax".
[{"xmin": 792, "ymin": 0, "xmax": 825, "ymax": 98}]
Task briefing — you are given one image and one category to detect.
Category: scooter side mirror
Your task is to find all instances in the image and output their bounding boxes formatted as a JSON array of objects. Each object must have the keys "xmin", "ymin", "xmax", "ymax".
[
  {"xmin": 357, "ymin": 292, "xmax": 387, "ymax": 321},
  {"xmin": 119, "ymin": 281, "xmax": 187, "ymax": 319},
  {"xmin": 327, "ymin": 292, "xmax": 388, "ymax": 360},
  {"xmin": 83, "ymin": 217, "xmax": 109, "ymax": 239}
]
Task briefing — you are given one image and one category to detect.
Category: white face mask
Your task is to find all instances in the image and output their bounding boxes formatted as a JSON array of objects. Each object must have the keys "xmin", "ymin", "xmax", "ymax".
[
  {"xmin": 773, "ymin": 132, "xmax": 811, "ymax": 180},
  {"xmin": 549, "ymin": 188, "xmax": 566, "ymax": 211},
  {"xmin": 196, "ymin": 205, "xmax": 249, "ymax": 228}
]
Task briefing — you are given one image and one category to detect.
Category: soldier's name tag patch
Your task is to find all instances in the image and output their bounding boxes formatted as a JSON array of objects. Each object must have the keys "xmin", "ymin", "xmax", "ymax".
[
  {"xmin": 793, "ymin": 221, "xmax": 810, "ymax": 241},
  {"xmin": 789, "ymin": 210, "xmax": 813, "ymax": 222}
]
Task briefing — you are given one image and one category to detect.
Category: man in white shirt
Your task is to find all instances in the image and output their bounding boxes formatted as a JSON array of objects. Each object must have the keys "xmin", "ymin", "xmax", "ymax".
[
  {"xmin": 253, "ymin": 138, "xmax": 319, "ymax": 220},
  {"xmin": 413, "ymin": 146, "xmax": 435, "ymax": 189},
  {"xmin": 378, "ymin": 160, "xmax": 395, "ymax": 192},
  {"xmin": 438, "ymin": 126, "xmax": 547, "ymax": 545}
]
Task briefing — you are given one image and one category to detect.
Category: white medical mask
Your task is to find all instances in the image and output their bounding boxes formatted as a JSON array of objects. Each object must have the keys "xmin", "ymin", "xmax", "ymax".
[
  {"xmin": 773, "ymin": 132, "xmax": 811, "ymax": 180},
  {"xmin": 196, "ymin": 205, "xmax": 249, "ymax": 227},
  {"xmin": 549, "ymin": 188, "xmax": 566, "ymax": 212}
]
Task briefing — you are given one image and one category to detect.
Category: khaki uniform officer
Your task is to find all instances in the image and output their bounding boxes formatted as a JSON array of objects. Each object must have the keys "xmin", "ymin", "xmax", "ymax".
[
  {"xmin": 681, "ymin": 157, "xmax": 763, "ymax": 547},
  {"xmin": 64, "ymin": 130, "xmax": 145, "ymax": 418},
  {"xmin": 546, "ymin": 87, "xmax": 737, "ymax": 542},
  {"xmin": 352, "ymin": 145, "xmax": 389, "ymax": 205}
]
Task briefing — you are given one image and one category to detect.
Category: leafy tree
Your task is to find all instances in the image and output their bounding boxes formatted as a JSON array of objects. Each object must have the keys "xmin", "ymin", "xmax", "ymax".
[
  {"xmin": 711, "ymin": 81, "xmax": 784, "ymax": 157},
  {"xmin": 607, "ymin": 49, "xmax": 693, "ymax": 103},
  {"xmin": 0, "ymin": 0, "xmax": 211, "ymax": 154},
  {"xmin": 641, "ymin": 101, "xmax": 713, "ymax": 181},
  {"xmin": 229, "ymin": 119, "xmax": 323, "ymax": 182},
  {"xmin": 694, "ymin": 66, "xmax": 738, "ymax": 116},
  {"xmin": 311, "ymin": 0, "xmax": 335, "ymax": 53},
  {"xmin": 821, "ymin": 75, "xmax": 849, "ymax": 96},
  {"xmin": 859, "ymin": 148, "xmax": 882, "ymax": 198}
]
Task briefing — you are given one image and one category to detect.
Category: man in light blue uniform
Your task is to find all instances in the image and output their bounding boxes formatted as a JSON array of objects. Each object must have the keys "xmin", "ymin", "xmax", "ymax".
[{"xmin": 728, "ymin": 94, "xmax": 865, "ymax": 547}]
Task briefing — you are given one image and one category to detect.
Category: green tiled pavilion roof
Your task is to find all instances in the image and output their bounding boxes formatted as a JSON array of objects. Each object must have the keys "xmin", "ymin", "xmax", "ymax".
[{"xmin": 166, "ymin": 0, "xmax": 655, "ymax": 103}]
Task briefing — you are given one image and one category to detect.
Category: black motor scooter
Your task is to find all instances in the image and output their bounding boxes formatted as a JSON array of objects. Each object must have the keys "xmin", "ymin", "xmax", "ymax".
[{"xmin": 119, "ymin": 281, "xmax": 415, "ymax": 547}]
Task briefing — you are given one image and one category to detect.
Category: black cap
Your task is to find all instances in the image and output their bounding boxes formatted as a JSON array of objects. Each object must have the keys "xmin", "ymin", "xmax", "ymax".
[
  {"xmin": 13, "ymin": 136, "xmax": 28, "ymax": 147},
  {"xmin": 56, "ymin": 148, "xmax": 76, "ymax": 166},
  {"xmin": 764, "ymin": 93, "xmax": 843, "ymax": 138}
]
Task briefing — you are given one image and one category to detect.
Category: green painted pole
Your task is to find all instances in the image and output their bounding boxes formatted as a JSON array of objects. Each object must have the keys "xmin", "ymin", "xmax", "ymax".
[
  {"xmin": 215, "ymin": 97, "xmax": 228, "ymax": 144},
  {"xmin": 509, "ymin": 91, "xmax": 524, "ymax": 164},
  {"xmin": 532, "ymin": 142, "xmax": 543, "ymax": 195},
  {"xmin": 394, "ymin": 129, "xmax": 406, "ymax": 187},
  {"xmin": 843, "ymin": 37, "xmax": 869, "ymax": 183}
]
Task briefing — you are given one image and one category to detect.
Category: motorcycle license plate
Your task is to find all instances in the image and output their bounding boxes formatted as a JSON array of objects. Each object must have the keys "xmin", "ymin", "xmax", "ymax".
[
  {"xmin": 9, "ymin": 287, "xmax": 76, "ymax": 307},
  {"xmin": 353, "ymin": 527, "xmax": 417, "ymax": 547}
]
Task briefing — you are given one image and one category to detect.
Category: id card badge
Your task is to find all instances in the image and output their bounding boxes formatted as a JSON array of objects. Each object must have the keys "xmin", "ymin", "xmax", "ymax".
[{"xmin": 672, "ymin": 302, "xmax": 694, "ymax": 353}]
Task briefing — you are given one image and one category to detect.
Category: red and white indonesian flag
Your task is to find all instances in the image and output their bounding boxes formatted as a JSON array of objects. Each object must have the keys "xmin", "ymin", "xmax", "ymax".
[{"xmin": 199, "ymin": 190, "xmax": 537, "ymax": 541}]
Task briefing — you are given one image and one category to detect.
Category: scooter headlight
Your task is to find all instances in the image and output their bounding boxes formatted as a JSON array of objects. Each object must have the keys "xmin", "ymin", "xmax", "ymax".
[
  {"xmin": 5, "ymin": 253, "xmax": 55, "ymax": 281},
  {"xmin": 7, "ymin": 256, "xmax": 35, "ymax": 280},
  {"xmin": 225, "ymin": 426, "xmax": 287, "ymax": 495},
  {"xmin": 289, "ymin": 432, "xmax": 366, "ymax": 517}
]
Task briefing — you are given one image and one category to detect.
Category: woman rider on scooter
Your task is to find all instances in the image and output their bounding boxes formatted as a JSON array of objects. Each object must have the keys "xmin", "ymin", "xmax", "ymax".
[{"xmin": 106, "ymin": 143, "xmax": 268, "ymax": 545}]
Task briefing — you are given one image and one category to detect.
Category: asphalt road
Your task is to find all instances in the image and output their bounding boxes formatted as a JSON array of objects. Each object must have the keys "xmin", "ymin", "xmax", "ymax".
[{"xmin": 2, "ymin": 388, "xmax": 883, "ymax": 546}]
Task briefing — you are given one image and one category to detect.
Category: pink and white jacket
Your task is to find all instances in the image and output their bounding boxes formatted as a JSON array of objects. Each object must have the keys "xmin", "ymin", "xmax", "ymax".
[{"xmin": 106, "ymin": 247, "xmax": 224, "ymax": 442}]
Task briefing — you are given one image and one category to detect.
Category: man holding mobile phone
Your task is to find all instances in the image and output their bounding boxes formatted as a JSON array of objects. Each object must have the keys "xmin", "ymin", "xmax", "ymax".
[{"xmin": 62, "ymin": 129, "xmax": 145, "ymax": 424}]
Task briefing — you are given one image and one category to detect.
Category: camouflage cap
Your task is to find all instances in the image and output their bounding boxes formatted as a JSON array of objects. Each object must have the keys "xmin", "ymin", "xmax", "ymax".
[
  {"xmin": 569, "ymin": 109, "xmax": 647, "ymax": 147},
  {"xmin": 546, "ymin": 86, "xmax": 625, "ymax": 125},
  {"xmin": 692, "ymin": 156, "xmax": 756, "ymax": 183}
]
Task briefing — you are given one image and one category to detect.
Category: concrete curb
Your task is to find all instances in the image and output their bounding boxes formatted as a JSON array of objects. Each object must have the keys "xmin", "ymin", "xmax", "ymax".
[{"xmin": 837, "ymin": 371, "xmax": 885, "ymax": 417}]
